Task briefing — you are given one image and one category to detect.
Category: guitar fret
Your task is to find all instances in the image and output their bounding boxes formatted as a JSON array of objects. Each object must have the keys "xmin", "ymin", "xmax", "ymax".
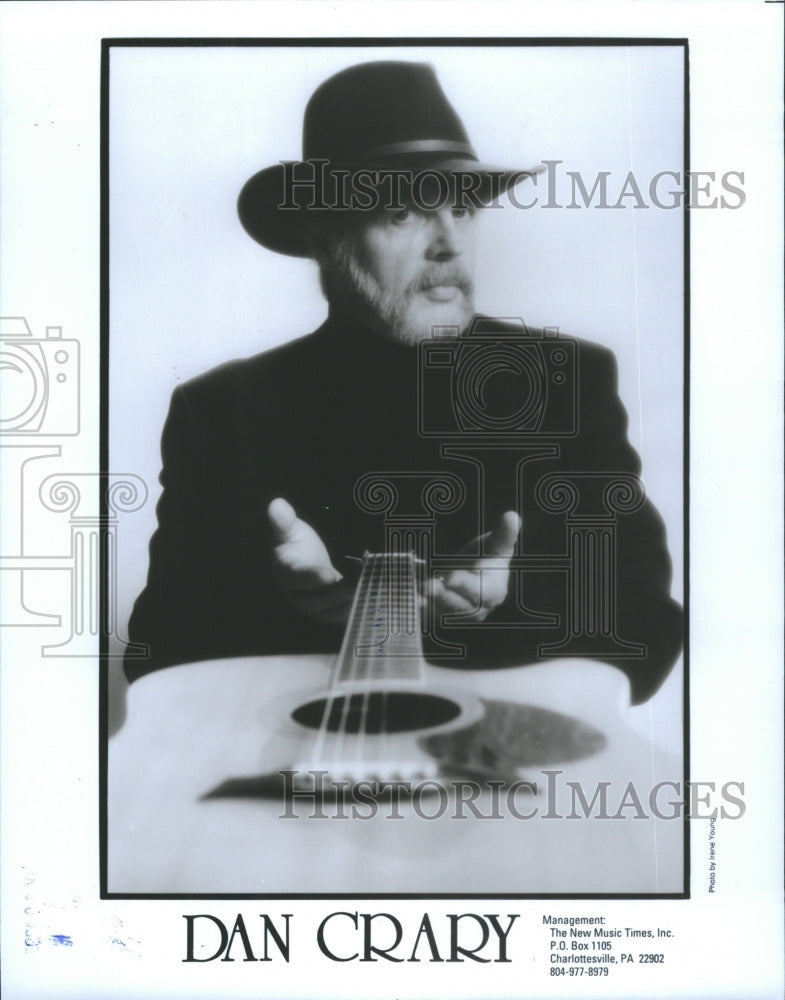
[{"xmin": 335, "ymin": 552, "xmax": 425, "ymax": 684}]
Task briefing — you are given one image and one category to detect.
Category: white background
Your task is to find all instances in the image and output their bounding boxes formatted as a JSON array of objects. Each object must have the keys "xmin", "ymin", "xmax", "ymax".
[{"xmin": 1, "ymin": 2, "xmax": 783, "ymax": 999}]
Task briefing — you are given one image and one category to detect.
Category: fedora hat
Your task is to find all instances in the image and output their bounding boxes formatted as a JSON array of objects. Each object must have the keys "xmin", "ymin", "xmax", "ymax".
[{"xmin": 237, "ymin": 60, "xmax": 539, "ymax": 257}]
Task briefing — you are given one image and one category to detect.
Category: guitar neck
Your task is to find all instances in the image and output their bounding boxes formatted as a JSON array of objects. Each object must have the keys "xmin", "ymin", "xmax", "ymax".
[{"xmin": 335, "ymin": 552, "xmax": 424, "ymax": 684}]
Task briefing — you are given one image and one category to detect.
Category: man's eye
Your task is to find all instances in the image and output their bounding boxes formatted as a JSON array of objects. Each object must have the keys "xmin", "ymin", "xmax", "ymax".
[
  {"xmin": 452, "ymin": 206, "xmax": 471, "ymax": 220},
  {"xmin": 391, "ymin": 208, "xmax": 411, "ymax": 224}
]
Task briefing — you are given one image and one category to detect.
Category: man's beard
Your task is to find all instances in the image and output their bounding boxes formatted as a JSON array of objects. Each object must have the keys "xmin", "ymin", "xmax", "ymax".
[{"xmin": 320, "ymin": 235, "xmax": 475, "ymax": 345}]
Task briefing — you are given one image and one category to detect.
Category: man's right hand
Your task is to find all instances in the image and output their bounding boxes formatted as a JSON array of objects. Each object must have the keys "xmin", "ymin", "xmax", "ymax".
[{"xmin": 267, "ymin": 498, "xmax": 354, "ymax": 628}]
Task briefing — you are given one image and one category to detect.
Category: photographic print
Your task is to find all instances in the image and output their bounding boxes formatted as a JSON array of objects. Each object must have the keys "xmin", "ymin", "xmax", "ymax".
[{"xmin": 1, "ymin": 3, "xmax": 782, "ymax": 999}]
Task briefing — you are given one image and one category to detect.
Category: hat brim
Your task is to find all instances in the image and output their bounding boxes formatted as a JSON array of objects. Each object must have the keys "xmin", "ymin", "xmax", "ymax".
[{"xmin": 237, "ymin": 158, "xmax": 542, "ymax": 258}]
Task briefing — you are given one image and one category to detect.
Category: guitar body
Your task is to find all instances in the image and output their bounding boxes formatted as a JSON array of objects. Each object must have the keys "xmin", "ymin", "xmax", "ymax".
[{"xmin": 108, "ymin": 654, "xmax": 684, "ymax": 895}]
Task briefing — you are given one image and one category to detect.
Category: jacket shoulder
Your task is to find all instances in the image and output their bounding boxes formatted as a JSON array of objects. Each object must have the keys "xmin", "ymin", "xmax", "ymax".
[
  {"xmin": 469, "ymin": 315, "xmax": 615, "ymax": 358},
  {"xmin": 180, "ymin": 331, "xmax": 322, "ymax": 400}
]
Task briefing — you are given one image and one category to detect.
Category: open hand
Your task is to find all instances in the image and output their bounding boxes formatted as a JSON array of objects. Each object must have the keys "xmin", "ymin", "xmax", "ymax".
[
  {"xmin": 267, "ymin": 498, "xmax": 355, "ymax": 627},
  {"xmin": 423, "ymin": 511, "xmax": 521, "ymax": 624}
]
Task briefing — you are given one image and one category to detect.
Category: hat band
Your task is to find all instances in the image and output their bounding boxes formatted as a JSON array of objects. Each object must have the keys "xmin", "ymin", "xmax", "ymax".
[{"xmin": 344, "ymin": 138, "xmax": 477, "ymax": 160}]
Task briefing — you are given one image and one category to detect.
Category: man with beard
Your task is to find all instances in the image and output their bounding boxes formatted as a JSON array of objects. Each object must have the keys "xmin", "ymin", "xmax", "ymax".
[{"xmin": 124, "ymin": 61, "xmax": 683, "ymax": 705}]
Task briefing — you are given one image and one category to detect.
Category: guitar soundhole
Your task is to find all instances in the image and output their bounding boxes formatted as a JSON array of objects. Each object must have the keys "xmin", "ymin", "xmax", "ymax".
[{"xmin": 291, "ymin": 692, "xmax": 461, "ymax": 734}]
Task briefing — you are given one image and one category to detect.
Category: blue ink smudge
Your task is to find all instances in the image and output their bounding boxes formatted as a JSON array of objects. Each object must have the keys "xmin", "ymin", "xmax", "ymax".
[{"xmin": 51, "ymin": 934, "xmax": 73, "ymax": 947}]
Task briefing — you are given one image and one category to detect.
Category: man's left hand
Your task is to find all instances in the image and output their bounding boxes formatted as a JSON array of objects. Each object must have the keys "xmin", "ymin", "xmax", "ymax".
[{"xmin": 423, "ymin": 511, "xmax": 521, "ymax": 623}]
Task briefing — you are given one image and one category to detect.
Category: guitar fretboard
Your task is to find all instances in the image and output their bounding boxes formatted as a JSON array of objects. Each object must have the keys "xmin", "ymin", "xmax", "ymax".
[{"xmin": 335, "ymin": 552, "xmax": 424, "ymax": 684}]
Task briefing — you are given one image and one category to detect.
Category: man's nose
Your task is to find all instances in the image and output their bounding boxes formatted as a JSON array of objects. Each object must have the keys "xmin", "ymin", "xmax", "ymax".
[{"xmin": 425, "ymin": 209, "xmax": 464, "ymax": 260}]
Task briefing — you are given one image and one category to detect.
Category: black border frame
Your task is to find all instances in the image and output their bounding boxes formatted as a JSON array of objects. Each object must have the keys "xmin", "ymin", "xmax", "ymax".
[{"xmin": 99, "ymin": 36, "xmax": 690, "ymax": 901}]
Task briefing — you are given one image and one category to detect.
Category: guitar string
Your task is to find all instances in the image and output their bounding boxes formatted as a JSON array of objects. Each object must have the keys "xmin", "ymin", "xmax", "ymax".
[
  {"xmin": 368, "ymin": 548, "xmax": 419, "ymax": 778},
  {"xmin": 357, "ymin": 551, "xmax": 403, "ymax": 775},
  {"xmin": 378, "ymin": 547, "xmax": 402, "ymax": 772},
  {"xmin": 344, "ymin": 552, "xmax": 379, "ymax": 772},
  {"xmin": 352, "ymin": 552, "xmax": 385, "ymax": 774},
  {"xmin": 352, "ymin": 550, "xmax": 414, "ymax": 779},
  {"xmin": 356, "ymin": 551, "xmax": 392, "ymax": 771},
  {"xmin": 373, "ymin": 547, "xmax": 414, "ymax": 773},
  {"xmin": 307, "ymin": 551, "xmax": 371, "ymax": 774},
  {"xmin": 307, "ymin": 550, "xmax": 423, "ymax": 785},
  {"xmin": 384, "ymin": 548, "xmax": 418, "ymax": 774},
  {"xmin": 354, "ymin": 555, "xmax": 391, "ymax": 763},
  {"xmin": 330, "ymin": 551, "xmax": 379, "ymax": 772}
]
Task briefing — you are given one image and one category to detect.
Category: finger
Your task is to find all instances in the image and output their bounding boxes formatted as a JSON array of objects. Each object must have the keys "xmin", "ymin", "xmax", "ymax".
[
  {"xmin": 485, "ymin": 510, "xmax": 522, "ymax": 557},
  {"xmin": 426, "ymin": 580, "xmax": 476, "ymax": 615},
  {"xmin": 443, "ymin": 571, "xmax": 507, "ymax": 615},
  {"xmin": 425, "ymin": 573, "xmax": 485, "ymax": 611},
  {"xmin": 438, "ymin": 563, "xmax": 510, "ymax": 613},
  {"xmin": 267, "ymin": 497, "xmax": 297, "ymax": 544},
  {"xmin": 441, "ymin": 569, "xmax": 481, "ymax": 605}
]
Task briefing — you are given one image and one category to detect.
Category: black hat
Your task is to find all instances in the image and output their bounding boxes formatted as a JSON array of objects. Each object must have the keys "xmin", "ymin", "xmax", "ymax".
[{"xmin": 237, "ymin": 61, "xmax": 538, "ymax": 257}]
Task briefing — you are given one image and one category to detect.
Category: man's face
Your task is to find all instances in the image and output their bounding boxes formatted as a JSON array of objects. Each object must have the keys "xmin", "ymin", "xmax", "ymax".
[{"xmin": 324, "ymin": 203, "xmax": 478, "ymax": 344}]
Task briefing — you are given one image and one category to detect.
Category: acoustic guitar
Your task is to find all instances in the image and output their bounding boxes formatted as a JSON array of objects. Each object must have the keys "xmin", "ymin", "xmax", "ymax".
[{"xmin": 108, "ymin": 552, "xmax": 683, "ymax": 895}]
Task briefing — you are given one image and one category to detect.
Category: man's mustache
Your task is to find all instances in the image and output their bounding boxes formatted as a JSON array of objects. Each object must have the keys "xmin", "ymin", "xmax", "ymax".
[{"xmin": 412, "ymin": 266, "xmax": 474, "ymax": 295}]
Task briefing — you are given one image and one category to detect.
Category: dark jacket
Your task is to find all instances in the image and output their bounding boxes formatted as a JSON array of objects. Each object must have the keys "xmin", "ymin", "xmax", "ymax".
[{"xmin": 125, "ymin": 317, "xmax": 683, "ymax": 703}]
